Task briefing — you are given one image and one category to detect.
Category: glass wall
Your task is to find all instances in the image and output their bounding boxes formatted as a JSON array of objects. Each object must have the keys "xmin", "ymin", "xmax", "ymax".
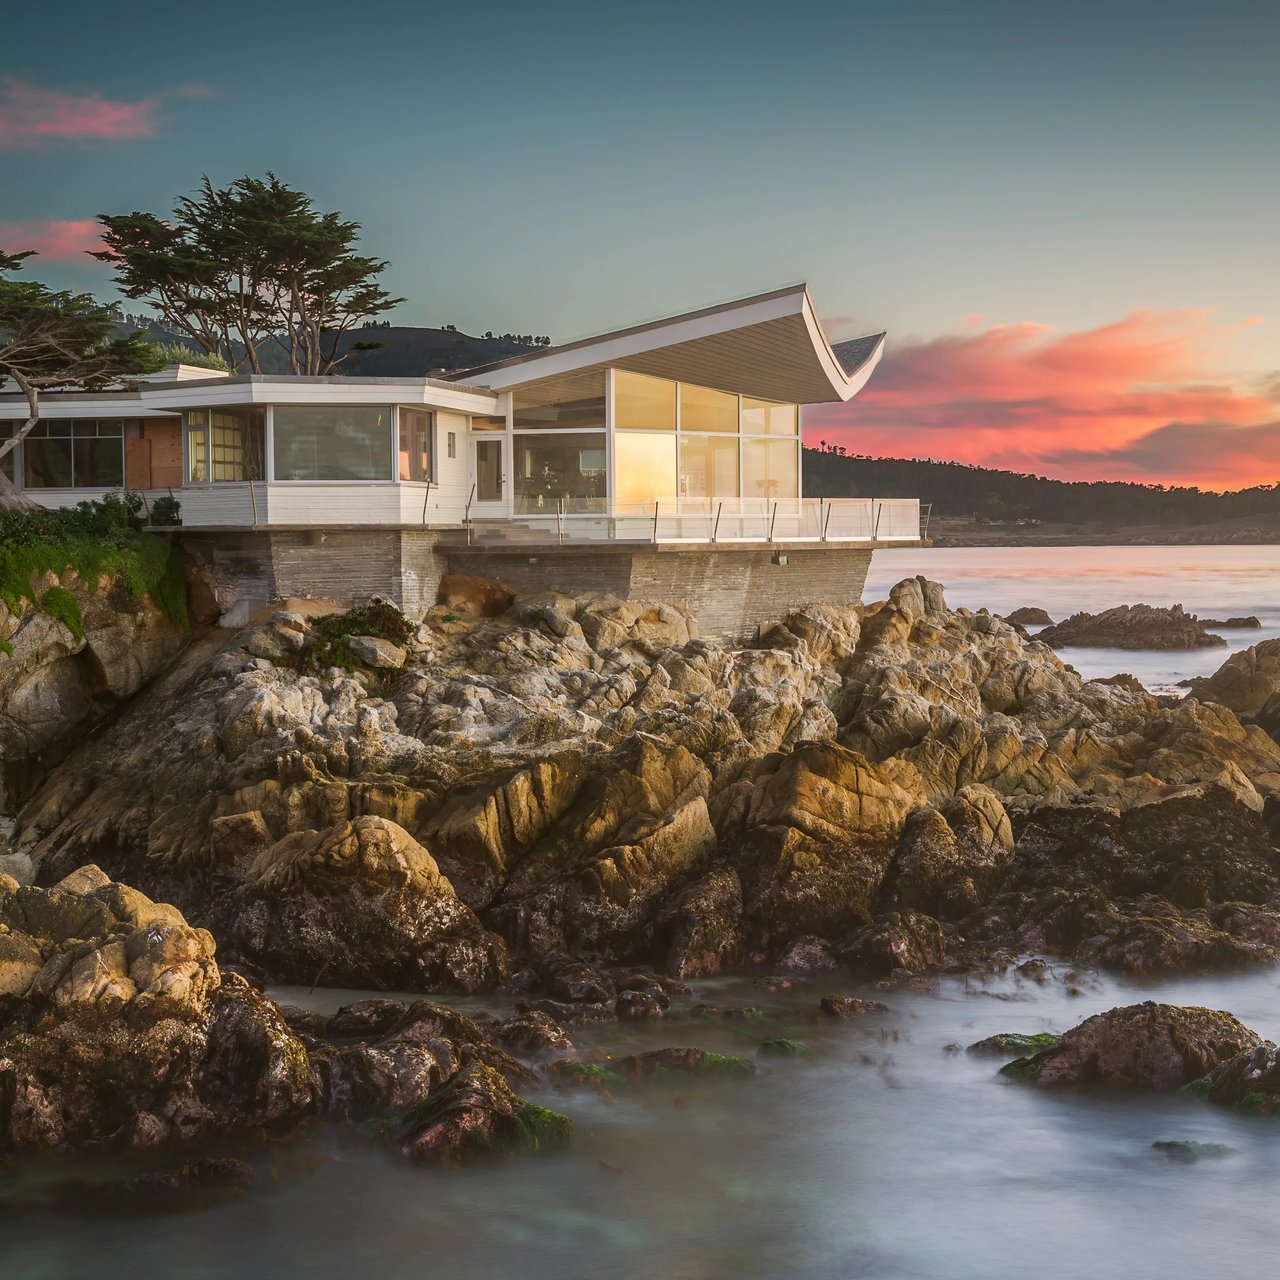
[
  {"xmin": 22, "ymin": 420, "xmax": 124, "ymax": 489},
  {"xmin": 513, "ymin": 371, "xmax": 605, "ymax": 430},
  {"xmin": 614, "ymin": 432, "xmax": 677, "ymax": 506},
  {"xmin": 273, "ymin": 406, "xmax": 392, "ymax": 481},
  {"xmin": 615, "ymin": 371, "xmax": 675, "ymax": 430},
  {"xmin": 399, "ymin": 409, "xmax": 432, "ymax": 482},
  {"xmin": 679, "ymin": 433, "xmax": 739, "ymax": 499},
  {"xmin": 184, "ymin": 409, "xmax": 265, "ymax": 482},
  {"xmin": 679, "ymin": 383, "xmax": 738, "ymax": 433},
  {"xmin": 743, "ymin": 439, "xmax": 799, "ymax": 502},
  {"xmin": 742, "ymin": 397, "xmax": 798, "ymax": 436},
  {"xmin": 514, "ymin": 433, "xmax": 606, "ymax": 513}
]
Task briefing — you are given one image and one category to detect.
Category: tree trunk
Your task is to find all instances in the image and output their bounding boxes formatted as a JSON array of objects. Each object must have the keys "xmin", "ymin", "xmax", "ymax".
[{"xmin": 0, "ymin": 372, "xmax": 45, "ymax": 510}]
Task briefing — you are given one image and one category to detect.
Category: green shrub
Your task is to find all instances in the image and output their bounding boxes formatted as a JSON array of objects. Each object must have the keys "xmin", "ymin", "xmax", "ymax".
[
  {"xmin": 284, "ymin": 601, "xmax": 413, "ymax": 674},
  {"xmin": 149, "ymin": 494, "xmax": 182, "ymax": 527}
]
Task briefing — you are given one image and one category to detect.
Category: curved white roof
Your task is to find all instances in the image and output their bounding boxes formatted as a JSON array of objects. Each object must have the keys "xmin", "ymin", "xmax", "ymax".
[{"xmin": 442, "ymin": 284, "xmax": 885, "ymax": 406}]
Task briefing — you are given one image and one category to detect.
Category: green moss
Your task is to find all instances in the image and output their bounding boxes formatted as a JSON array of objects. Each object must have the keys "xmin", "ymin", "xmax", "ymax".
[
  {"xmin": 38, "ymin": 586, "xmax": 84, "ymax": 641},
  {"xmin": 759, "ymin": 1038, "xmax": 809, "ymax": 1057},
  {"xmin": 282, "ymin": 601, "xmax": 413, "ymax": 674},
  {"xmin": 512, "ymin": 1099, "xmax": 573, "ymax": 1152},
  {"xmin": 689, "ymin": 1051, "xmax": 756, "ymax": 1080},
  {"xmin": 554, "ymin": 1061, "xmax": 623, "ymax": 1089},
  {"xmin": 0, "ymin": 637, "xmax": 11, "ymax": 658},
  {"xmin": 999, "ymin": 1059, "xmax": 1042, "ymax": 1083},
  {"xmin": 974, "ymin": 1032, "xmax": 1062, "ymax": 1056},
  {"xmin": 1153, "ymin": 1140, "xmax": 1237, "ymax": 1161},
  {"xmin": 1235, "ymin": 1090, "xmax": 1278, "ymax": 1116},
  {"xmin": 1180, "ymin": 1077, "xmax": 1211, "ymax": 1100}
]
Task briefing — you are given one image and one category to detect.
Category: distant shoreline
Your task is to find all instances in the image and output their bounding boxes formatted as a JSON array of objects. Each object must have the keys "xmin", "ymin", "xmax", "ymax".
[{"xmin": 926, "ymin": 518, "xmax": 1280, "ymax": 548}]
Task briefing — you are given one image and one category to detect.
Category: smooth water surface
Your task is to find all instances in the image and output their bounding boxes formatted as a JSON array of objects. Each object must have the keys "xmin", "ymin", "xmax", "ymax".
[
  {"xmin": 867, "ymin": 544, "xmax": 1280, "ymax": 692},
  {"xmin": 8, "ymin": 967, "xmax": 1280, "ymax": 1280}
]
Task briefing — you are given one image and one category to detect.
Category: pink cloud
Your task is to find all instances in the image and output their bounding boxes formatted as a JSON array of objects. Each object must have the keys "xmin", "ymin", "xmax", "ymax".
[
  {"xmin": 808, "ymin": 311, "xmax": 1279, "ymax": 490},
  {"xmin": 0, "ymin": 76, "xmax": 205, "ymax": 147},
  {"xmin": 0, "ymin": 219, "xmax": 103, "ymax": 261}
]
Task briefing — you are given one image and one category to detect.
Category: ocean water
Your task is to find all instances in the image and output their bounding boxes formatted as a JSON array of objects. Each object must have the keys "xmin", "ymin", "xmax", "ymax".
[
  {"xmin": 866, "ymin": 544, "xmax": 1280, "ymax": 693},
  {"xmin": 6, "ymin": 545, "xmax": 1280, "ymax": 1279}
]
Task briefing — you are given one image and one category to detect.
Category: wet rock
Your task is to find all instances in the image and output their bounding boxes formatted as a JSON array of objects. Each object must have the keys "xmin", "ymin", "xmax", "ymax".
[
  {"xmin": 1195, "ymin": 1043, "xmax": 1280, "ymax": 1115},
  {"xmin": 396, "ymin": 1061, "xmax": 570, "ymax": 1163},
  {"xmin": 613, "ymin": 1047, "xmax": 756, "ymax": 1081},
  {"xmin": 1037, "ymin": 604, "xmax": 1226, "ymax": 651},
  {"xmin": 1197, "ymin": 617, "xmax": 1261, "ymax": 630},
  {"xmin": 687, "ymin": 1002, "xmax": 765, "ymax": 1021},
  {"xmin": 1151, "ymin": 1139, "xmax": 1238, "ymax": 1161},
  {"xmin": 327, "ymin": 999, "xmax": 409, "ymax": 1039},
  {"xmin": 967, "ymin": 1031, "xmax": 1061, "ymax": 1056},
  {"xmin": 820, "ymin": 995, "xmax": 891, "ymax": 1018},
  {"xmin": 753, "ymin": 975, "xmax": 796, "ymax": 992},
  {"xmin": 758, "ymin": 1038, "xmax": 809, "ymax": 1057},
  {"xmin": 125, "ymin": 1158, "xmax": 257, "ymax": 1207},
  {"xmin": 1002, "ymin": 1002, "xmax": 1260, "ymax": 1089},
  {"xmin": 491, "ymin": 1011, "xmax": 575, "ymax": 1053},
  {"xmin": 843, "ymin": 911, "xmax": 947, "ymax": 977},
  {"xmin": 515, "ymin": 998, "xmax": 615, "ymax": 1025}
]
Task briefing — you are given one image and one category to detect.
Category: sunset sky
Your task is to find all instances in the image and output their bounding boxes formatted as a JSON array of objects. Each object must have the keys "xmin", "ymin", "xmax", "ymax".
[{"xmin": 3, "ymin": 0, "xmax": 1276, "ymax": 490}]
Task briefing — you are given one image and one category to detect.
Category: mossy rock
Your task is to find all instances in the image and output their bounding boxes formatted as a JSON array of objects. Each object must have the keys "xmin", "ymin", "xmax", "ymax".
[
  {"xmin": 616, "ymin": 1047, "xmax": 756, "ymax": 1083},
  {"xmin": 967, "ymin": 1032, "xmax": 1061, "ymax": 1057},
  {"xmin": 551, "ymin": 1060, "xmax": 623, "ymax": 1090},
  {"xmin": 1152, "ymin": 1140, "xmax": 1237, "ymax": 1162},
  {"xmin": 758, "ymin": 1038, "xmax": 809, "ymax": 1057},
  {"xmin": 998, "ymin": 1058, "xmax": 1043, "ymax": 1083}
]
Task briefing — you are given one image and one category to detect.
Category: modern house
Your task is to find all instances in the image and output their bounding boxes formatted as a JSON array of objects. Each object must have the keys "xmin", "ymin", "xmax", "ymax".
[{"xmin": 1, "ymin": 285, "xmax": 922, "ymax": 637}]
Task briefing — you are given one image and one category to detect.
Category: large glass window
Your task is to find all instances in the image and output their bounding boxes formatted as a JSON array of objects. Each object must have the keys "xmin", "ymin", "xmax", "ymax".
[
  {"xmin": 614, "ymin": 432, "xmax": 677, "ymax": 506},
  {"xmin": 399, "ymin": 409, "xmax": 432, "ymax": 482},
  {"xmin": 614, "ymin": 371, "xmax": 675, "ymax": 431},
  {"xmin": 679, "ymin": 383, "xmax": 738, "ymax": 433},
  {"xmin": 679, "ymin": 434, "xmax": 739, "ymax": 499},
  {"xmin": 184, "ymin": 409, "xmax": 264, "ymax": 482},
  {"xmin": 741, "ymin": 397, "xmax": 798, "ymax": 436},
  {"xmin": 23, "ymin": 420, "xmax": 123, "ymax": 489},
  {"xmin": 743, "ymin": 439, "xmax": 799, "ymax": 502},
  {"xmin": 513, "ymin": 371, "xmax": 605, "ymax": 430},
  {"xmin": 273, "ymin": 406, "xmax": 393, "ymax": 481},
  {"xmin": 513, "ymin": 432, "xmax": 606, "ymax": 514}
]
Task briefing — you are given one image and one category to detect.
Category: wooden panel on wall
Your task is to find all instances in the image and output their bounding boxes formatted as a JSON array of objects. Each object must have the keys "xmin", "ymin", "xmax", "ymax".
[
  {"xmin": 124, "ymin": 438, "xmax": 152, "ymax": 490},
  {"xmin": 144, "ymin": 419, "xmax": 183, "ymax": 488}
]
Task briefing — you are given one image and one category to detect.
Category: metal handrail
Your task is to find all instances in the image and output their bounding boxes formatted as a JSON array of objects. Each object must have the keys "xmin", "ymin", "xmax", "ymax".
[{"xmin": 463, "ymin": 482, "xmax": 476, "ymax": 545}]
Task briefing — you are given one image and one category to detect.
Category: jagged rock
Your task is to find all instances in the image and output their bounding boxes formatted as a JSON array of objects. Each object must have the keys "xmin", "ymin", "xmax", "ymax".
[
  {"xmin": 842, "ymin": 911, "xmax": 947, "ymax": 977},
  {"xmin": 216, "ymin": 817, "xmax": 509, "ymax": 992},
  {"xmin": 1198, "ymin": 616, "xmax": 1260, "ymax": 629},
  {"xmin": 819, "ymin": 995, "xmax": 890, "ymax": 1017},
  {"xmin": 1036, "ymin": 604, "xmax": 1226, "ymax": 651},
  {"xmin": 491, "ymin": 1011, "xmax": 575, "ymax": 1053},
  {"xmin": 1004, "ymin": 607, "xmax": 1053, "ymax": 626},
  {"xmin": 1002, "ymin": 1002, "xmax": 1261, "ymax": 1088},
  {"xmin": 1191, "ymin": 639, "xmax": 1280, "ymax": 717}
]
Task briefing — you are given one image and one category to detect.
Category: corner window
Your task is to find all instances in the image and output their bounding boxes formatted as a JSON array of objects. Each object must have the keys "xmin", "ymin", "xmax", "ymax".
[
  {"xmin": 184, "ymin": 409, "xmax": 264, "ymax": 482},
  {"xmin": 399, "ymin": 409, "xmax": 432, "ymax": 482},
  {"xmin": 741, "ymin": 397, "xmax": 797, "ymax": 436},
  {"xmin": 273, "ymin": 406, "xmax": 393, "ymax": 481},
  {"xmin": 679, "ymin": 383, "xmax": 738, "ymax": 433}
]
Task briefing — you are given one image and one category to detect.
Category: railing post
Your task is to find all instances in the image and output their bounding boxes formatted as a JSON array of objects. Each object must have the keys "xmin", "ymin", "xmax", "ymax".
[
  {"xmin": 464, "ymin": 482, "xmax": 476, "ymax": 545},
  {"xmin": 249, "ymin": 481, "xmax": 259, "ymax": 530},
  {"xmin": 873, "ymin": 500, "xmax": 883, "ymax": 541},
  {"xmin": 768, "ymin": 502, "xmax": 778, "ymax": 543},
  {"xmin": 920, "ymin": 502, "xmax": 932, "ymax": 541},
  {"xmin": 421, "ymin": 480, "xmax": 432, "ymax": 526},
  {"xmin": 652, "ymin": 501, "xmax": 660, "ymax": 544},
  {"xmin": 712, "ymin": 501, "xmax": 723, "ymax": 543},
  {"xmin": 557, "ymin": 498, "xmax": 565, "ymax": 545},
  {"xmin": 822, "ymin": 499, "xmax": 833, "ymax": 541}
]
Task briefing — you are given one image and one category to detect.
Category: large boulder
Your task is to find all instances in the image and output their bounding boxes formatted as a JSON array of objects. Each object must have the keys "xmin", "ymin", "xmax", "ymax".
[
  {"xmin": 217, "ymin": 817, "xmax": 509, "ymax": 992},
  {"xmin": 1192, "ymin": 639, "xmax": 1280, "ymax": 718},
  {"xmin": 1002, "ymin": 1002, "xmax": 1261, "ymax": 1089}
]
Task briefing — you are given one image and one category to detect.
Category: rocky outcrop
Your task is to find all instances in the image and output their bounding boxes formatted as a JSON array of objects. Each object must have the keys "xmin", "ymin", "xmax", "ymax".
[
  {"xmin": 1003, "ymin": 607, "xmax": 1053, "ymax": 626},
  {"xmin": 1198, "ymin": 616, "xmax": 1261, "ymax": 629},
  {"xmin": 0, "ymin": 570, "xmax": 185, "ymax": 806},
  {"xmin": 0, "ymin": 865, "xmax": 570, "ymax": 1161},
  {"xmin": 1191, "ymin": 638, "xmax": 1280, "ymax": 720},
  {"xmin": 1001, "ymin": 1002, "xmax": 1260, "ymax": 1088},
  {"xmin": 1035, "ymin": 604, "xmax": 1226, "ymax": 650},
  {"xmin": 12, "ymin": 579, "xmax": 1280, "ymax": 995}
]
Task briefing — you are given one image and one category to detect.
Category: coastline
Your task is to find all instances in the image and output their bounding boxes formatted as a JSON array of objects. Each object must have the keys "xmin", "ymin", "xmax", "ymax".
[{"xmin": 929, "ymin": 514, "xmax": 1280, "ymax": 547}]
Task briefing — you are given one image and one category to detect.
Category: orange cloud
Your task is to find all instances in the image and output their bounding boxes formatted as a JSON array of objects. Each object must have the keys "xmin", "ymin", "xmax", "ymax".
[
  {"xmin": 0, "ymin": 219, "xmax": 103, "ymax": 261},
  {"xmin": 809, "ymin": 311, "xmax": 1279, "ymax": 489},
  {"xmin": 0, "ymin": 77, "xmax": 206, "ymax": 148}
]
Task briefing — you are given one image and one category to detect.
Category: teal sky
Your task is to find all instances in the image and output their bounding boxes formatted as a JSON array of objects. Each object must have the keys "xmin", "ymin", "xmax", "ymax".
[{"xmin": 3, "ymin": 0, "xmax": 1278, "ymax": 484}]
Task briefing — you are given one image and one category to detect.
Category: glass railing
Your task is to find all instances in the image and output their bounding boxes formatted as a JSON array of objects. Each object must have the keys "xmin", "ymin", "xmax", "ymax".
[{"xmin": 466, "ymin": 496, "xmax": 922, "ymax": 545}]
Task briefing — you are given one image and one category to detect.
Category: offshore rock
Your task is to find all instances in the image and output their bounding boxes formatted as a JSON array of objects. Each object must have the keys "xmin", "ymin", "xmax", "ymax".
[
  {"xmin": 1036, "ymin": 604, "xmax": 1226, "ymax": 651},
  {"xmin": 1002, "ymin": 1002, "xmax": 1260, "ymax": 1089}
]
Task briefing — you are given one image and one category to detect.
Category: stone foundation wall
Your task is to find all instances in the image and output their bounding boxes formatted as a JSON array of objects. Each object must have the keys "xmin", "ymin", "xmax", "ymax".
[{"xmin": 177, "ymin": 531, "xmax": 876, "ymax": 641}]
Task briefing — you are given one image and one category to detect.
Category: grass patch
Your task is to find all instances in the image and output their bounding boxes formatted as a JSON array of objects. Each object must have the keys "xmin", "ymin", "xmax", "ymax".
[{"xmin": 0, "ymin": 494, "xmax": 188, "ymax": 633}]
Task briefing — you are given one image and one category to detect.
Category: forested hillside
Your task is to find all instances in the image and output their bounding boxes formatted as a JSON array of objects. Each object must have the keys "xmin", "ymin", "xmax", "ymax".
[{"xmin": 802, "ymin": 449, "xmax": 1280, "ymax": 526}]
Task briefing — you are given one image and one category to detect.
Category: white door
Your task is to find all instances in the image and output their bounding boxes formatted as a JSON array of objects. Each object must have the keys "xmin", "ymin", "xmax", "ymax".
[{"xmin": 471, "ymin": 437, "xmax": 507, "ymax": 515}]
